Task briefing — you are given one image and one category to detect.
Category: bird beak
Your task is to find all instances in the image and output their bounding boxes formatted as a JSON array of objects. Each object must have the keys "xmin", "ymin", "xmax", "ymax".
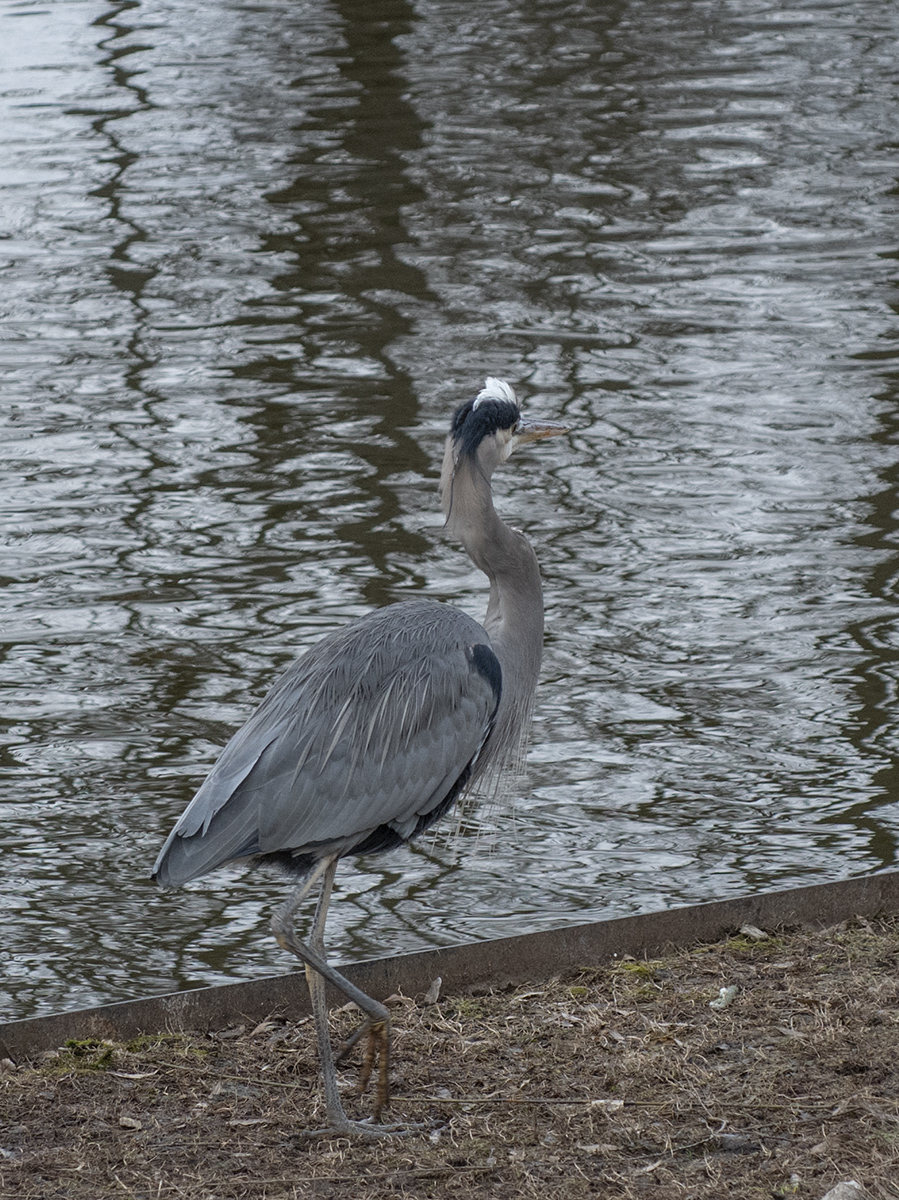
[{"xmin": 515, "ymin": 417, "xmax": 569, "ymax": 445}]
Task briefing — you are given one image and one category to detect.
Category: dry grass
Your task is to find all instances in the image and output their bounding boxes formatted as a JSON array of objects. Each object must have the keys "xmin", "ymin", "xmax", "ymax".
[{"xmin": 2, "ymin": 917, "xmax": 899, "ymax": 1199}]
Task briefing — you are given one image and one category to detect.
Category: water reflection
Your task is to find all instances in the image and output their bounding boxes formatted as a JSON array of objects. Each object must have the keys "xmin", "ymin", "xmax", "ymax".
[{"xmin": 1, "ymin": 0, "xmax": 898, "ymax": 1020}]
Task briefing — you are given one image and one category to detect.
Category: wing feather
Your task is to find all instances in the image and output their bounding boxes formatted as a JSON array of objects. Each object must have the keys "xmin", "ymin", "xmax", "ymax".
[{"xmin": 153, "ymin": 600, "xmax": 500, "ymax": 887}]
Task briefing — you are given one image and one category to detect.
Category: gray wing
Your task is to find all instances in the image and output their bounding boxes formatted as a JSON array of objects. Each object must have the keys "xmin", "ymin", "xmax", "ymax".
[{"xmin": 153, "ymin": 600, "xmax": 500, "ymax": 887}]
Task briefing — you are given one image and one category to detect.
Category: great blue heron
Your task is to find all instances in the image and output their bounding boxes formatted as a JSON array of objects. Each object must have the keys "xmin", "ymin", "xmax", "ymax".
[{"xmin": 153, "ymin": 377, "xmax": 568, "ymax": 1137}]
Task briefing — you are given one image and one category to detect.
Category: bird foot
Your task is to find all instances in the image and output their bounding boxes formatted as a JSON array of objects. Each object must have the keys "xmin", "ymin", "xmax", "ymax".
[
  {"xmin": 336, "ymin": 1017, "xmax": 391, "ymax": 1117},
  {"xmin": 296, "ymin": 1115, "xmax": 432, "ymax": 1141}
]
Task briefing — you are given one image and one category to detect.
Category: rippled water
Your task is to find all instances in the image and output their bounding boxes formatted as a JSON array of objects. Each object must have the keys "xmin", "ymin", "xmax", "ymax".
[{"xmin": 2, "ymin": 0, "xmax": 898, "ymax": 1020}]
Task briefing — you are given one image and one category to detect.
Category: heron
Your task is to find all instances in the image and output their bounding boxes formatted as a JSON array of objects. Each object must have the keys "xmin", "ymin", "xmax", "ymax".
[{"xmin": 152, "ymin": 377, "xmax": 568, "ymax": 1137}]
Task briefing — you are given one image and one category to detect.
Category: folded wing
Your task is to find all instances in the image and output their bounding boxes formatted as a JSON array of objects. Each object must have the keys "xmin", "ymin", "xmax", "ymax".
[{"xmin": 153, "ymin": 600, "xmax": 501, "ymax": 887}]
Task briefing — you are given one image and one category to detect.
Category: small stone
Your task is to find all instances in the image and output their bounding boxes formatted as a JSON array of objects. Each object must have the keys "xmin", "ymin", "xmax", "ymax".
[
  {"xmin": 422, "ymin": 977, "xmax": 442, "ymax": 1005},
  {"xmin": 819, "ymin": 1184, "xmax": 869, "ymax": 1200},
  {"xmin": 739, "ymin": 924, "xmax": 768, "ymax": 941}
]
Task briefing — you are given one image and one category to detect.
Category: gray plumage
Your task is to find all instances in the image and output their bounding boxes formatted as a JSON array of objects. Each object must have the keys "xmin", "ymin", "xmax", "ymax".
[
  {"xmin": 154, "ymin": 601, "xmax": 499, "ymax": 885},
  {"xmin": 152, "ymin": 377, "xmax": 567, "ymax": 1137}
]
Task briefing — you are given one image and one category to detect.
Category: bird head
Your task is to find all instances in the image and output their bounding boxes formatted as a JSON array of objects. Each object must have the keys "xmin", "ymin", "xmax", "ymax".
[{"xmin": 439, "ymin": 378, "xmax": 568, "ymax": 523}]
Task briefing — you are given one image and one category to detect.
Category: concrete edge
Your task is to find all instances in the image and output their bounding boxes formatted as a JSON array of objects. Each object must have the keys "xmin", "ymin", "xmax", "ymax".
[{"xmin": 3, "ymin": 870, "xmax": 897, "ymax": 1062}]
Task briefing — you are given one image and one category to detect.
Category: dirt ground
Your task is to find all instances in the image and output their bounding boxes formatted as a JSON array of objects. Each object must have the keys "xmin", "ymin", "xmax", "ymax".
[{"xmin": 2, "ymin": 916, "xmax": 898, "ymax": 1200}]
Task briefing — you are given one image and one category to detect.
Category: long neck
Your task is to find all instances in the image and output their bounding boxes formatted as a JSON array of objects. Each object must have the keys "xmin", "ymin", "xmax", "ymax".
[{"xmin": 442, "ymin": 454, "xmax": 544, "ymax": 774}]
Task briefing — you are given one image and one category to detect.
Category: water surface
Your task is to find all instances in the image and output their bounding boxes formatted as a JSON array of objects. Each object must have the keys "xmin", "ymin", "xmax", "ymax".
[{"xmin": 2, "ymin": 0, "xmax": 899, "ymax": 1019}]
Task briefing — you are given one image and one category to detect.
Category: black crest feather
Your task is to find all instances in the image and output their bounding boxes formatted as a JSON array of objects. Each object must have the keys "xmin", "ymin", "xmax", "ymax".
[{"xmin": 451, "ymin": 381, "xmax": 520, "ymax": 459}]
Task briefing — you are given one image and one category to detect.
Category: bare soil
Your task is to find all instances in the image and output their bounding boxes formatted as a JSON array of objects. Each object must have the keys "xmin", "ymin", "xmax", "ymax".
[{"xmin": 2, "ymin": 917, "xmax": 898, "ymax": 1200}]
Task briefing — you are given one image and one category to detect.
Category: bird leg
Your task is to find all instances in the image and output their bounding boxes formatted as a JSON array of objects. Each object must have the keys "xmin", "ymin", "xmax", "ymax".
[{"xmin": 271, "ymin": 855, "xmax": 414, "ymax": 1138}]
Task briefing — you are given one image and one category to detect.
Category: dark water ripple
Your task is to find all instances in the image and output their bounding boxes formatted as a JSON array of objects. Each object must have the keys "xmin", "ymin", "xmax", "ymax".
[{"xmin": 1, "ymin": 0, "xmax": 898, "ymax": 1018}]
